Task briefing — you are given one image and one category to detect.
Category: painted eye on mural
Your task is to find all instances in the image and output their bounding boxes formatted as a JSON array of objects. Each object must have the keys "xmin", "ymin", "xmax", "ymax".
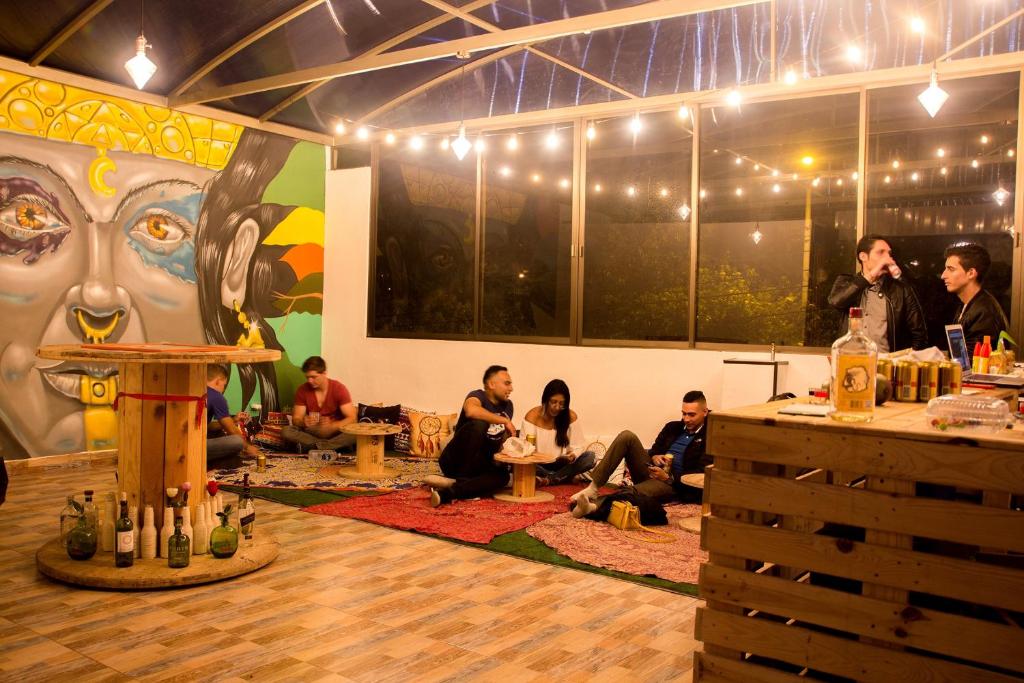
[
  {"xmin": 127, "ymin": 208, "xmax": 192, "ymax": 254},
  {"xmin": 0, "ymin": 194, "xmax": 69, "ymax": 241}
]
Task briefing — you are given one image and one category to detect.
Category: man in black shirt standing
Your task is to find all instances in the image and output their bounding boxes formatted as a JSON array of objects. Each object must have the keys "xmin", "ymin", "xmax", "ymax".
[
  {"xmin": 941, "ymin": 242, "xmax": 1009, "ymax": 348},
  {"xmin": 429, "ymin": 365, "xmax": 516, "ymax": 506}
]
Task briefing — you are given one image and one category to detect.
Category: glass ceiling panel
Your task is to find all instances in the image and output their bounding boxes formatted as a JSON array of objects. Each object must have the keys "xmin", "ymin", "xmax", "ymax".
[
  {"xmin": 46, "ymin": 0, "xmax": 302, "ymax": 94},
  {"xmin": 776, "ymin": 0, "xmax": 1024, "ymax": 77},
  {"xmin": 0, "ymin": 0, "xmax": 90, "ymax": 61},
  {"xmin": 214, "ymin": 85, "xmax": 309, "ymax": 121},
  {"xmin": 375, "ymin": 50, "xmax": 627, "ymax": 129},
  {"xmin": 385, "ymin": 16, "xmax": 492, "ymax": 51},
  {"xmin": 470, "ymin": 0, "xmax": 653, "ymax": 31},
  {"xmin": 533, "ymin": 5, "xmax": 771, "ymax": 98}
]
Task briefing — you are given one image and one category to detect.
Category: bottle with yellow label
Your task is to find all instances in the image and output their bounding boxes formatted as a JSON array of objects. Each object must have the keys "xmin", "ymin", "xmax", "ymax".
[{"xmin": 830, "ymin": 307, "xmax": 877, "ymax": 423}]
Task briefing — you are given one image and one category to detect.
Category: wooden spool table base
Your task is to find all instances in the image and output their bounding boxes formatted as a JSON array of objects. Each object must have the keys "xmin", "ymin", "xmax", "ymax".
[
  {"xmin": 493, "ymin": 451, "xmax": 558, "ymax": 503},
  {"xmin": 36, "ymin": 533, "xmax": 278, "ymax": 589},
  {"xmin": 333, "ymin": 423, "xmax": 403, "ymax": 480}
]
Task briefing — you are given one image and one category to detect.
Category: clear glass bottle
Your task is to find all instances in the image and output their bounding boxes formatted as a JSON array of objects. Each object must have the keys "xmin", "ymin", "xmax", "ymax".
[
  {"xmin": 66, "ymin": 514, "xmax": 97, "ymax": 561},
  {"xmin": 59, "ymin": 495, "xmax": 81, "ymax": 545},
  {"xmin": 210, "ymin": 505, "xmax": 239, "ymax": 558},
  {"xmin": 238, "ymin": 473, "xmax": 255, "ymax": 540},
  {"xmin": 830, "ymin": 307, "xmax": 878, "ymax": 423},
  {"xmin": 167, "ymin": 517, "xmax": 191, "ymax": 568},
  {"xmin": 115, "ymin": 492, "xmax": 134, "ymax": 568},
  {"xmin": 81, "ymin": 489, "xmax": 98, "ymax": 533}
]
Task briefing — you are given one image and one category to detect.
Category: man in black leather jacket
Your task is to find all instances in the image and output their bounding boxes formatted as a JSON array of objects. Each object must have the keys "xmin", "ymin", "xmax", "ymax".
[
  {"xmin": 941, "ymin": 242, "xmax": 1009, "ymax": 348},
  {"xmin": 828, "ymin": 235, "xmax": 929, "ymax": 351},
  {"xmin": 570, "ymin": 390, "xmax": 709, "ymax": 516}
]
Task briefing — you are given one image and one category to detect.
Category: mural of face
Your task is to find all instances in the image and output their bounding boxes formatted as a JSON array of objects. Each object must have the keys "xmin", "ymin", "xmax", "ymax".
[{"xmin": 0, "ymin": 134, "xmax": 212, "ymax": 456}]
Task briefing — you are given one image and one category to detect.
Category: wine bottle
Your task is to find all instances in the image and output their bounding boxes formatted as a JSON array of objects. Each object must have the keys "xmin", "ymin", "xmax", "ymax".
[
  {"xmin": 59, "ymin": 495, "xmax": 81, "ymax": 545},
  {"xmin": 115, "ymin": 492, "xmax": 134, "ymax": 567},
  {"xmin": 159, "ymin": 506, "xmax": 174, "ymax": 558},
  {"xmin": 238, "ymin": 473, "xmax": 255, "ymax": 540},
  {"xmin": 167, "ymin": 517, "xmax": 190, "ymax": 568},
  {"xmin": 141, "ymin": 505, "xmax": 157, "ymax": 560}
]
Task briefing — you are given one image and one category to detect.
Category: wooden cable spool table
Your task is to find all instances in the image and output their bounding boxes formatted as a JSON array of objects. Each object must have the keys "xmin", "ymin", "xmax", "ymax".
[
  {"xmin": 492, "ymin": 451, "xmax": 559, "ymax": 503},
  {"xmin": 324, "ymin": 422, "xmax": 403, "ymax": 480},
  {"xmin": 35, "ymin": 343, "xmax": 281, "ymax": 588}
]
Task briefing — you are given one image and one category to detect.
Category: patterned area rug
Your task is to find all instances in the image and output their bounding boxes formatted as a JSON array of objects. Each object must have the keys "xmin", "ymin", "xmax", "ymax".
[
  {"xmin": 526, "ymin": 505, "xmax": 707, "ymax": 584},
  {"xmin": 210, "ymin": 453, "xmax": 441, "ymax": 491},
  {"xmin": 302, "ymin": 484, "xmax": 581, "ymax": 544}
]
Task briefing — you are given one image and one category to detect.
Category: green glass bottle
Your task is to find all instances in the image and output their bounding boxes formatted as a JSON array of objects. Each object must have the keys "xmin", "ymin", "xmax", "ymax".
[
  {"xmin": 167, "ymin": 516, "xmax": 191, "ymax": 568},
  {"xmin": 115, "ymin": 492, "xmax": 134, "ymax": 567},
  {"xmin": 66, "ymin": 514, "xmax": 98, "ymax": 560},
  {"xmin": 210, "ymin": 504, "xmax": 238, "ymax": 558},
  {"xmin": 59, "ymin": 495, "xmax": 82, "ymax": 545}
]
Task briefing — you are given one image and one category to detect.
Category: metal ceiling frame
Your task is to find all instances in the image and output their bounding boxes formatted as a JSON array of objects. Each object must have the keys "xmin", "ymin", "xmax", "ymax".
[
  {"xmin": 29, "ymin": 0, "xmax": 115, "ymax": 66},
  {"xmin": 170, "ymin": 0, "xmax": 327, "ymax": 97},
  {"xmin": 170, "ymin": 0, "xmax": 762, "ymax": 107},
  {"xmin": 256, "ymin": 0, "xmax": 498, "ymax": 123}
]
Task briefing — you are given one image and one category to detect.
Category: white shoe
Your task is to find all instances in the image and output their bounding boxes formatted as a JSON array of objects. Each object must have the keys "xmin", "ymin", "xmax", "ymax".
[
  {"xmin": 429, "ymin": 488, "xmax": 443, "ymax": 508},
  {"xmin": 423, "ymin": 474, "xmax": 456, "ymax": 489},
  {"xmin": 570, "ymin": 491, "xmax": 595, "ymax": 518}
]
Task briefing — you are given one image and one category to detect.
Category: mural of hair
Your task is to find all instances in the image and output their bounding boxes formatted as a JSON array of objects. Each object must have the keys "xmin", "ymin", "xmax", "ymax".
[{"xmin": 196, "ymin": 130, "xmax": 300, "ymax": 414}]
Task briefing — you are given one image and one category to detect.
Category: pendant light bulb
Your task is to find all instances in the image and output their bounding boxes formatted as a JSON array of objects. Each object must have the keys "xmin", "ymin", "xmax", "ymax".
[
  {"xmin": 125, "ymin": 34, "xmax": 157, "ymax": 89},
  {"xmin": 918, "ymin": 68, "xmax": 949, "ymax": 118},
  {"xmin": 451, "ymin": 125, "xmax": 471, "ymax": 160}
]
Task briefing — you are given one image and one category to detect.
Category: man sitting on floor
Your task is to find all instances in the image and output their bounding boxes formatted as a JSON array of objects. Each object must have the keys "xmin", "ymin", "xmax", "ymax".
[
  {"xmin": 570, "ymin": 390, "xmax": 710, "ymax": 517},
  {"xmin": 428, "ymin": 365, "xmax": 516, "ymax": 507},
  {"xmin": 206, "ymin": 364, "xmax": 260, "ymax": 466},
  {"xmin": 281, "ymin": 356, "xmax": 357, "ymax": 453}
]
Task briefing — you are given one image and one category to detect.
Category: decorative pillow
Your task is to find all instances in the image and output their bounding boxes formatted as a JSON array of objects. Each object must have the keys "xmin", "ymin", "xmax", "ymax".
[
  {"xmin": 408, "ymin": 410, "xmax": 458, "ymax": 458},
  {"xmin": 253, "ymin": 424, "xmax": 288, "ymax": 450},
  {"xmin": 357, "ymin": 403, "xmax": 401, "ymax": 449},
  {"xmin": 394, "ymin": 405, "xmax": 419, "ymax": 453}
]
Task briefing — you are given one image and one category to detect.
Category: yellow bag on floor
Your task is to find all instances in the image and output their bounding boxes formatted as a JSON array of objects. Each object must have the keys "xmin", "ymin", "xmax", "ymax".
[{"xmin": 607, "ymin": 501, "xmax": 675, "ymax": 543}]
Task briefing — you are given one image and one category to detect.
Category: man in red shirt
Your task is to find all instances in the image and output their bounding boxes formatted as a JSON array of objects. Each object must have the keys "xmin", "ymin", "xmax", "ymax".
[{"xmin": 281, "ymin": 356, "xmax": 357, "ymax": 452}]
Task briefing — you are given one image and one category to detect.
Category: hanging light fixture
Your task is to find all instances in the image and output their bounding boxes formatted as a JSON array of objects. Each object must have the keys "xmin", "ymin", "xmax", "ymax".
[
  {"xmin": 918, "ymin": 65, "xmax": 949, "ymax": 118},
  {"xmin": 451, "ymin": 54, "xmax": 472, "ymax": 161},
  {"xmin": 124, "ymin": 0, "xmax": 156, "ymax": 89},
  {"xmin": 751, "ymin": 223, "xmax": 763, "ymax": 245},
  {"xmin": 993, "ymin": 186, "xmax": 1010, "ymax": 206}
]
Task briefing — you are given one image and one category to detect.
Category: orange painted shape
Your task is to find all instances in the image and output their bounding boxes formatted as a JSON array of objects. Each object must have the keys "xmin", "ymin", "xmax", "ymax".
[{"xmin": 280, "ymin": 243, "xmax": 324, "ymax": 281}]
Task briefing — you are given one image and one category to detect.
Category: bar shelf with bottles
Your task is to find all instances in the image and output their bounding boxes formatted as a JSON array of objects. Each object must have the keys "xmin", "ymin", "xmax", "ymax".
[{"xmin": 40, "ymin": 473, "xmax": 277, "ymax": 589}]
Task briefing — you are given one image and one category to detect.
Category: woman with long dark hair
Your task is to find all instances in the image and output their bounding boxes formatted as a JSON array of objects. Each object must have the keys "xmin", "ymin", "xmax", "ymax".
[{"xmin": 522, "ymin": 379, "xmax": 596, "ymax": 486}]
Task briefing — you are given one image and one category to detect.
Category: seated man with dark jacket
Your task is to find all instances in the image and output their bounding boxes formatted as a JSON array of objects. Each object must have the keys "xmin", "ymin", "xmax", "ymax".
[{"xmin": 570, "ymin": 390, "xmax": 710, "ymax": 517}]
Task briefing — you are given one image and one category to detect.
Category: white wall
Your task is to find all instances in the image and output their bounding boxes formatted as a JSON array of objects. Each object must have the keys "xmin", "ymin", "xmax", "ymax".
[{"xmin": 323, "ymin": 167, "xmax": 830, "ymax": 445}]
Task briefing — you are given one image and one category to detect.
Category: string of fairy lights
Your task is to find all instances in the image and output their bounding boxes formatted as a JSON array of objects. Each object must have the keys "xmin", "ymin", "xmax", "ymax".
[{"xmin": 331, "ymin": 13, "xmax": 1015, "ymax": 242}]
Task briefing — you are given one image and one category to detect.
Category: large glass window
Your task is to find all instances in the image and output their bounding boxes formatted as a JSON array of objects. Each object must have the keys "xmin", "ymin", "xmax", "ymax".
[
  {"xmin": 480, "ymin": 124, "xmax": 573, "ymax": 338},
  {"xmin": 866, "ymin": 72, "xmax": 1018, "ymax": 347},
  {"xmin": 582, "ymin": 110, "xmax": 693, "ymax": 341},
  {"xmin": 373, "ymin": 145, "xmax": 476, "ymax": 335},
  {"xmin": 697, "ymin": 94, "xmax": 860, "ymax": 346}
]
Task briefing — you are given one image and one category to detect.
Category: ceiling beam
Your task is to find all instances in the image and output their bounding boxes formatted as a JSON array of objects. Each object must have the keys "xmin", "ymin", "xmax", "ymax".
[
  {"xmin": 355, "ymin": 45, "xmax": 526, "ymax": 125},
  {"xmin": 171, "ymin": 0, "xmax": 326, "ymax": 97},
  {"xmin": 172, "ymin": 0, "xmax": 763, "ymax": 107},
  {"xmin": 421, "ymin": 0, "xmax": 639, "ymax": 99},
  {"xmin": 336, "ymin": 50, "xmax": 1024, "ymax": 143},
  {"xmin": 29, "ymin": 0, "xmax": 115, "ymax": 66},
  {"xmin": 256, "ymin": 0, "xmax": 497, "ymax": 122}
]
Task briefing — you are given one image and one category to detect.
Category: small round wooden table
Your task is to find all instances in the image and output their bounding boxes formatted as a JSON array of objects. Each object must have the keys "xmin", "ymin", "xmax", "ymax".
[
  {"xmin": 676, "ymin": 473, "xmax": 707, "ymax": 534},
  {"xmin": 329, "ymin": 422, "xmax": 402, "ymax": 480},
  {"xmin": 493, "ymin": 451, "xmax": 559, "ymax": 503}
]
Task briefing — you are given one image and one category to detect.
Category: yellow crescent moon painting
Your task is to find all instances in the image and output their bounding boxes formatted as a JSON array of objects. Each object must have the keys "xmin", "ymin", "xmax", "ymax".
[{"xmin": 87, "ymin": 147, "xmax": 116, "ymax": 197}]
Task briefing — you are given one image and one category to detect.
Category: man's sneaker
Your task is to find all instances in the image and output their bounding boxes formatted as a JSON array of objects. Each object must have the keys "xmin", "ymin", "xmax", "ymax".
[{"xmin": 423, "ymin": 474, "xmax": 456, "ymax": 489}]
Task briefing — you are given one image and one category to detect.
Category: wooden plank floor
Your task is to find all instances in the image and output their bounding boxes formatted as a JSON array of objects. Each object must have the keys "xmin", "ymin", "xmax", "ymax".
[{"xmin": 0, "ymin": 462, "xmax": 700, "ymax": 682}]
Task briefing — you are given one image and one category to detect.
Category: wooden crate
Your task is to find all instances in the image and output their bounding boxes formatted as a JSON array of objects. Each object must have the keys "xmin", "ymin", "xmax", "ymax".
[{"xmin": 693, "ymin": 395, "xmax": 1024, "ymax": 683}]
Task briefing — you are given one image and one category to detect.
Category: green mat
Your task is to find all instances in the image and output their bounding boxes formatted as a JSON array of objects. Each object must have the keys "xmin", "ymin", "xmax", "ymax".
[{"xmin": 230, "ymin": 485, "xmax": 698, "ymax": 596}]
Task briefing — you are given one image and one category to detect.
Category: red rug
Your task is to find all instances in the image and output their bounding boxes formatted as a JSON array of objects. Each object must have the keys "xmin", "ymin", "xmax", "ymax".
[
  {"xmin": 302, "ymin": 484, "xmax": 581, "ymax": 544},
  {"xmin": 526, "ymin": 504, "xmax": 707, "ymax": 583}
]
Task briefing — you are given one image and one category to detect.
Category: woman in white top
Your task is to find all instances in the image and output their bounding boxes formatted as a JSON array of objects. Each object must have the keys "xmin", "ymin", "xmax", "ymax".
[{"xmin": 522, "ymin": 379, "xmax": 596, "ymax": 486}]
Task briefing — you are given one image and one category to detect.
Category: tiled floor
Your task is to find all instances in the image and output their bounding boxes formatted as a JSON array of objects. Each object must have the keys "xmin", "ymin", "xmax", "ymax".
[{"xmin": 0, "ymin": 462, "xmax": 701, "ymax": 682}]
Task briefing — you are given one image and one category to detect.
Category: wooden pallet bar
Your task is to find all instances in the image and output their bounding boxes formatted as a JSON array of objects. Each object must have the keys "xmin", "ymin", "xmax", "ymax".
[{"xmin": 694, "ymin": 394, "xmax": 1024, "ymax": 682}]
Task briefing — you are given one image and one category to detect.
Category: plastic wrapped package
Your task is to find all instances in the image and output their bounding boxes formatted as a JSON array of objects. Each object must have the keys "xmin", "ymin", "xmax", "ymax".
[{"xmin": 925, "ymin": 394, "xmax": 1011, "ymax": 433}]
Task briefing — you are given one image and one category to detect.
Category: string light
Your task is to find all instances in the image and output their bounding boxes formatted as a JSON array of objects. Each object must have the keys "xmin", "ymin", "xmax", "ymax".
[
  {"xmin": 884, "ymin": 175, "xmax": 892, "ymax": 183},
  {"xmin": 677, "ymin": 105, "xmax": 691, "ymax": 120},
  {"xmin": 440, "ymin": 137, "xmax": 450, "ymax": 150},
  {"xmin": 772, "ymin": 169, "xmax": 780, "ymax": 177},
  {"xmin": 910, "ymin": 16, "xmax": 926, "ymax": 34},
  {"xmin": 851, "ymin": 171, "xmax": 859, "ymax": 180},
  {"xmin": 626, "ymin": 185, "xmax": 637, "ymax": 197},
  {"xmin": 940, "ymin": 166, "xmax": 948, "ymax": 175},
  {"xmin": 972, "ymin": 159, "xmax": 980, "ymax": 168},
  {"xmin": 791, "ymin": 173, "xmax": 799, "ymax": 180},
  {"xmin": 735, "ymin": 157, "xmax": 743, "ymax": 165},
  {"xmin": 783, "ymin": 68, "xmax": 798, "ymax": 85},
  {"xmin": 753, "ymin": 163, "xmax": 760, "ymax": 171},
  {"xmin": 586, "ymin": 124, "xmax": 596, "ymax": 141},
  {"xmin": 356, "ymin": 127, "xmax": 370, "ymax": 141},
  {"xmin": 559, "ymin": 178, "xmax": 570, "ymax": 189},
  {"xmin": 593, "ymin": 183, "xmax": 602, "ymax": 193},
  {"xmin": 981, "ymin": 134, "xmax": 990, "ymax": 144},
  {"xmin": 408, "ymin": 135, "xmax": 423, "ymax": 151},
  {"xmin": 936, "ymin": 147, "xmax": 946, "ymax": 158},
  {"xmin": 699, "ymin": 189, "xmax": 707, "ymax": 199},
  {"xmin": 801, "ymin": 155, "xmax": 814, "ymax": 166},
  {"xmin": 772, "ymin": 183, "xmax": 781, "ymax": 193},
  {"xmin": 659, "ymin": 188, "xmax": 669, "ymax": 197},
  {"xmin": 499, "ymin": 165, "xmax": 512, "ymax": 177},
  {"xmin": 531, "ymin": 173, "xmax": 542, "ymax": 183},
  {"xmin": 1008, "ymin": 149, "xmax": 1016, "ymax": 158},
  {"xmin": 836, "ymin": 178, "xmax": 844, "ymax": 186},
  {"xmin": 545, "ymin": 129, "xmax": 559, "ymax": 149},
  {"xmin": 892, "ymin": 160, "xmax": 901, "ymax": 169},
  {"xmin": 735, "ymin": 187, "xmax": 744, "ymax": 196},
  {"xmin": 910, "ymin": 171, "xmax": 920, "ymax": 182},
  {"xmin": 811, "ymin": 177, "xmax": 820, "ymax": 187},
  {"xmin": 726, "ymin": 89, "xmax": 743, "ymax": 107},
  {"xmin": 629, "ymin": 113, "xmax": 643, "ymax": 134},
  {"xmin": 846, "ymin": 45, "xmax": 863, "ymax": 64},
  {"xmin": 384, "ymin": 132, "xmax": 396, "ymax": 145},
  {"xmin": 507, "ymin": 134, "xmax": 519, "ymax": 151},
  {"xmin": 334, "ymin": 121, "xmax": 346, "ymax": 135},
  {"xmin": 474, "ymin": 136, "xmax": 486, "ymax": 153}
]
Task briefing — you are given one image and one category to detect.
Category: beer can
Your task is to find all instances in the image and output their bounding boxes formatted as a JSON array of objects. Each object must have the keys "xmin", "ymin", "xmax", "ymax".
[
  {"xmin": 876, "ymin": 358, "xmax": 893, "ymax": 385},
  {"xmin": 893, "ymin": 360, "xmax": 919, "ymax": 402},
  {"xmin": 939, "ymin": 361, "xmax": 962, "ymax": 395},
  {"xmin": 917, "ymin": 361, "xmax": 939, "ymax": 401},
  {"xmin": 256, "ymin": 453, "xmax": 267, "ymax": 472},
  {"xmin": 526, "ymin": 433, "xmax": 536, "ymax": 446}
]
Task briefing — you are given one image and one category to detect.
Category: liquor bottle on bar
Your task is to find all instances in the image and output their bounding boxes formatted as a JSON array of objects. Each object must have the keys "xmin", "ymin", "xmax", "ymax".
[
  {"xmin": 59, "ymin": 495, "xmax": 81, "ymax": 545},
  {"xmin": 81, "ymin": 490, "xmax": 98, "ymax": 531},
  {"xmin": 830, "ymin": 307, "xmax": 877, "ymax": 423},
  {"xmin": 167, "ymin": 517, "xmax": 190, "ymax": 568},
  {"xmin": 238, "ymin": 473, "xmax": 255, "ymax": 540},
  {"xmin": 115, "ymin": 492, "xmax": 134, "ymax": 567}
]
